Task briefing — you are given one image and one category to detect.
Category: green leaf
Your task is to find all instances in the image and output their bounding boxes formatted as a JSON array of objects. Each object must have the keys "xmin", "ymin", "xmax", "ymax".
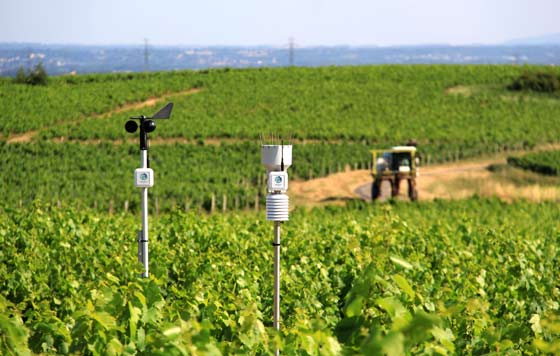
[
  {"xmin": 376, "ymin": 297, "xmax": 407, "ymax": 320},
  {"xmin": 379, "ymin": 331, "xmax": 405, "ymax": 356},
  {"xmin": 133, "ymin": 291, "xmax": 147, "ymax": 309},
  {"xmin": 105, "ymin": 273, "xmax": 120, "ymax": 285},
  {"xmin": 128, "ymin": 302, "xmax": 140, "ymax": 339},
  {"xmin": 530, "ymin": 314, "xmax": 542, "ymax": 334},
  {"xmin": 163, "ymin": 326, "xmax": 182, "ymax": 338},
  {"xmin": 91, "ymin": 312, "xmax": 117, "ymax": 330},
  {"xmin": 390, "ymin": 256, "xmax": 413, "ymax": 270},
  {"xmin": 0, "ymin": 313, "xmax": 32, "ymax": 356},
  {"xmin": 345, "ymin": 296, "xmax": 364, "ymax": 318},
  {"xmin": 136, "ymin": 327, "xmax": 146, "ymax": 351},
  {"xmin": 106, "ymin": 338, "xmax": 123, "ymax": 356},
  {"xmin": 392, "ymin": 274, "xmax": 415, "ymax": 300}
]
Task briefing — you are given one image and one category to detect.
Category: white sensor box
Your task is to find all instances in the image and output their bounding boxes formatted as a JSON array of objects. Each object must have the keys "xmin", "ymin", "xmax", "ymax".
[
  {"xmin": 268, "ymin": 171, "xmax": 288, "ymax": 192},
  {"xmin": 134, "ymin": 168, "xmax": 154, "ymax": 188}
]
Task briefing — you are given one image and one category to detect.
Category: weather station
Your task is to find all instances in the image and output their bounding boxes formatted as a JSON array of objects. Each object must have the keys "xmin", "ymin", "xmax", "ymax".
[
  {"xmin": 261, "ymin": 142, "xmax": 292, "ymax": 355},
  {"xmin": 124, "ymin": 102, "xmax": 173, "ymax": 278}
]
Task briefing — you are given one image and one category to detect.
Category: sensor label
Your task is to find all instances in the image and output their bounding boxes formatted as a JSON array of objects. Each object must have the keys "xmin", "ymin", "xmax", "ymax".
[
  {"xmin": 135, "ymin": 168, "xmax": 154, "ymax": 188},
  {"xmin": 268, "ymin": 171, "xmax": 288, "ymax": 192}
]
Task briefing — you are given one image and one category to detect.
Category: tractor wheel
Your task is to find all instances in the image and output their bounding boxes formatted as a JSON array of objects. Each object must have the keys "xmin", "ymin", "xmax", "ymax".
[
  {"xmin": 371, "ymin": 181, "xmax": 381, "ymax": 201},
  {"xmin": 408, "ymin": 179, "xmax": 418, "ymax": 201}
]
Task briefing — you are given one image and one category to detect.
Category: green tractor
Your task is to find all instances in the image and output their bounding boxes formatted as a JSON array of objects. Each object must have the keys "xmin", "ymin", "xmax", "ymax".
[{"xmin": 370, "ymin": 145, "xmax": 419, "ymax": 201}]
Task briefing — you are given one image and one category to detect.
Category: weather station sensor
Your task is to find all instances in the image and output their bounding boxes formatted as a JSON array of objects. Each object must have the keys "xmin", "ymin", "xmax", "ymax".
[
  {"xmin": 262, "ymin": 144, "xmax": 292, "ymax": 222},
  {"xmin": 268, "ymin": 171, "xmax": 288, "ymax": 192},
  {"xmin": 261, "ymin": 142, "xmax": 292, "ymax": 355},
  {"xmin": 124, "ymin": 102, "xmax": 173, "ymax": 278},
  {"xmin": 134, "ymin": 168, "xmax": 154, "ymax": 188}
]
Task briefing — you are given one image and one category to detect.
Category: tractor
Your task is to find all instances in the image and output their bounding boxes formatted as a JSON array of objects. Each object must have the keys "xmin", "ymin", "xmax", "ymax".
[{"xmin": 370, "ymin": 145, "xmax": 419, "ymax": 201}]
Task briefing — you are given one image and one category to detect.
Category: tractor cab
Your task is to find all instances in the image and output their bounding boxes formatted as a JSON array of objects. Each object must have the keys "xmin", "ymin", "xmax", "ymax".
[{"xmin": 370, "ymin": 146, "xmax": 419, "ymax": 201}]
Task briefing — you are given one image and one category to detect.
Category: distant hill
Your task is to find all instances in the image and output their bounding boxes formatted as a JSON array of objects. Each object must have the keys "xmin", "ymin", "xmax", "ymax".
[
  {"xmin": 505, "ymin": 33, "xmax": 560, "ymax": 45},
  {"xmin": 1, "ymin": 43, "xmax": 560, "ymax": 77}
]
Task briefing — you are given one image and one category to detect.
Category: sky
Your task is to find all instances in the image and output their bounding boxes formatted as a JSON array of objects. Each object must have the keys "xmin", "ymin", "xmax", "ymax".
[{"xmin": 1, "ymin": 0, "xmax": 559, "ymax": 47}]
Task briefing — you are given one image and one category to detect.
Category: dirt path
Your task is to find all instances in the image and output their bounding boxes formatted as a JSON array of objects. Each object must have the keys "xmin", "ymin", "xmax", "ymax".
[
  {"xmin": 6, "ymin": 88, "xmax": 201, "ymax": 144},
  {"xmin": 290, "ymin": 169, "xmax": 371, "ymax": 207},
  {"xmin": 291, "ymin": 154, "xmax": 560, "ymax": 206}
]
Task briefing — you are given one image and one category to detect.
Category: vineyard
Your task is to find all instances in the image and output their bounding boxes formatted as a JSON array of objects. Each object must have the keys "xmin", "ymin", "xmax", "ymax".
[
  {"xmin": 2, "ymin": 64, "xmax": 560, "ymax": 355},
  {"xmin": 2, "ymin": 65, "xmax": 560, "ymax": 210},
  {"xmin": 0, "ymin": 142, "xmax": 378, "ymax": 212},
  {"xmin": 0, "ymin": 71, "xmax": 201, "ymax": 134},
  {"xmin": 508, "ymin": 150, "xmax": 560, "ymax": 176},
  {"xmin": 24, "ymin": 65, "xmax": 560, "ymax": 149},
  {"xmin": 1, "ymin": 199, "xmax": 559, "ymax": 355},
  {"xmin": 0, "ymin": 139, "xmax": 542, "ymax": 212}
]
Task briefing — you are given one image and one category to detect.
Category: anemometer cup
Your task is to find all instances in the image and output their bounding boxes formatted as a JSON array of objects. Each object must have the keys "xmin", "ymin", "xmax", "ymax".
[
  {"xmin": 125, "ymin": 120, "xmax": 138, "ymax": 133},
  {"xmin": 142, "ymin": 120, "xmax": 156, "ymax": 133}
]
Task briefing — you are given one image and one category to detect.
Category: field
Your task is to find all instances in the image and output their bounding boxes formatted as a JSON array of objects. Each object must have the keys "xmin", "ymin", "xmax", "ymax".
[
  {"xmin": 2, "ymin": 65, "xmax": 560, "ymax": 355},
  {"xmin": 0, "ymin": 142, "xmax": 377, "ymax": 212},
  {"xmin": 3, "ymin": 66, "xmax": 560, "ymax": 148},
  {"xmin": 508, "ymin": 150, "xmax": 560, "ymax": 176},
  {"xmin": 2, "ymin": 65, "xmax": 560, "ymax": 210},
  {"xmin": 1, "ymin": 199, "xmax": 559, "ymax": 355},
  {"xmin": 0, "ymin": 72, "xmax": 200, "ymax": 134}
]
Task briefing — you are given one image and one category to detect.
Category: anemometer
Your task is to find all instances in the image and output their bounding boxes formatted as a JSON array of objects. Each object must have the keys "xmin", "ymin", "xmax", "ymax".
[{"xmin": 125, "ymin": 102, "xmax": 173, "ymax": 278}]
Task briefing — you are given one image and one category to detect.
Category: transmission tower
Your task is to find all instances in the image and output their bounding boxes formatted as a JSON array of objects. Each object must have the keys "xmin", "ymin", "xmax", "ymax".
[
  {"xmin": 144, "ymin": 38, "xmax": 149, "ymax": 72},
  {"xmin": 289, "ymin": 37, "xmax": 295, "ymax": 66},
  {"xmin": 26, "ymin": 47, "xmax": 32, "ymax": 70}
]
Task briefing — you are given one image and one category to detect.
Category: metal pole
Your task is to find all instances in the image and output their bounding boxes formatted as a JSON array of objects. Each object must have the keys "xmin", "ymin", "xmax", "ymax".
[
  {"xmin": 273, "ymin": 221, "xmax": 281, "ymax": 355},
  {"xmin": 140, "ymin": 149, "xmax": 149, "ymax": 278}
]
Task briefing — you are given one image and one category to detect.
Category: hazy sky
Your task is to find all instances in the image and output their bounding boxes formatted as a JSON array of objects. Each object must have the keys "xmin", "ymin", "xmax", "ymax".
[{"xmin": 1, "ymin": 0, "xmax": 558, "ymax": 46}]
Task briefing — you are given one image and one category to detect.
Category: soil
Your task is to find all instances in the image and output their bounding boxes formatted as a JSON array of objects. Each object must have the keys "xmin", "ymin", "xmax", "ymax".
[{"xmin": 290, "ymin": 154, "xmax": 560, "ymax": 206}]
